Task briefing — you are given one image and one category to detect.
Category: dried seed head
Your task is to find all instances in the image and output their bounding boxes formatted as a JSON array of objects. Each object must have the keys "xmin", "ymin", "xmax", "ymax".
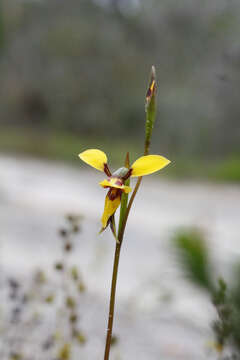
[
  {"xmin": 74, "ymin": 331, "xmax": 87, "ymax": 345},
  {"xmin": 55, "ymin": 262, "xmax": 64, "ymax": 271},
  {"xmin": 8, "ymin": 278, "xmax": 20, "ymax": 290},
  {"xmin": 66, "ymin": 296, "xmax": 76, "ymax": 309},
  {"xmin": 59, "ymin": 228, "xmax": 68, "ymax": 237},
  {"xmin": 58, "ymin": 343, "xmax": 71, "ymax": 360},
  {"xmin": 45, "ymin": 295, "xmax": 54, "ymax": 303},
  {"xmin": 69, "ymin": 313, "xmax": 78, "ymax": 323},
  {"xmin": 10, "ymin": 352, "xmax": 22, "ymax": 360},
  {"xmin": 78, "ymin": 282, "xmax": 86, "ymax": 293},
  {"xmin": 42, "ymin": 336, "xmax": 55, "ymax": 351},
  {"xmin": 72, "ymin": 224, "xmax": 80, "ymax": 233},
  {"xmin": 71, "ymin": 266, "xmax": 79, "ymax": 281},
  {"xmin": 64, "ymin": 242, "xmax": 72, "ymax": 252},
  {"xmin": 111, "ymin": 335, "xmax": 119, "ymax": 346},
  {"xmin": 34, "ymin": 270, "xmax": 46, "ymax": 285}
]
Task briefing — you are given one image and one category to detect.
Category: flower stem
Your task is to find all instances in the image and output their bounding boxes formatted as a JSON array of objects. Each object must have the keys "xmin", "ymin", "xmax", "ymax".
[
  {"xmin": 103, "ymin": 170, "xmax": 144, "ymax": 360},
  {"xmin": 117, "ymin": 176, "xmax": 142, "ymax": 242},
  {"xmin": 117, "ymin": 142, "xmax": 149, "ymax": 242},
  {"xmin": 103, "ymin": 66, "xmax": 156, "ymax": 360},
  {"xmin": 103, "ymin": 241, "xmax": 121, "ymax": 360},
  {"xmin": 103, "ymin": 130, "xmax": 150, "ymax": 360},
  {"xmin": 104, "ymin": 153, "xmax": 129, "ymax": 360}
]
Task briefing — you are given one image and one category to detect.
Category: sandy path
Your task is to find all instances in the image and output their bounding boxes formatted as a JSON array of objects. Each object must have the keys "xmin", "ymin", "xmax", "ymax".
[{"xmin": 1, "ymin": 154, "xmax": 240, "ymax": 359}]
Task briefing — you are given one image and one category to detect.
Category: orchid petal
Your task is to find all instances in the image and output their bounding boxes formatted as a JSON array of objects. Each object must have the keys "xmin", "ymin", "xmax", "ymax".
[
  {"xmin": 99, "ymin": 178, "xmax": 131, "ymax": 193},
  {"xmin": 101, "ymin": 194, "xmax": 121, "ymax": 229},
  {"xmin": 79, "ymin": 149, "xmax": 107, "ymax": 172},
  {"xmin": 131, "ymin": 155, "xmax": 170, "ymax": 177}
]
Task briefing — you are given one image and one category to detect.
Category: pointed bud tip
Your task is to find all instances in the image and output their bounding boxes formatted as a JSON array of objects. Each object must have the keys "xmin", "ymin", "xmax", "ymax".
[
  {"xmin": 151, "ymin": 65, "xmax": 156, "ymax": 79},
  {"xmin": 99, "ymin": 227, "xmax": 105, "ymax": 235},
  {"xmin": 146, "ymin": 66, "xmax": 156, "ymax": 101}
]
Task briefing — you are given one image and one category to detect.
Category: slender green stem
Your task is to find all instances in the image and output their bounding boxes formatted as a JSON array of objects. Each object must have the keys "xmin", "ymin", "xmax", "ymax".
[
  {"xmin": 103, "ymin": 147, "xmax": 149, "ymax": 360},
  {"xmin": 104, "ymin": 241, "xmax": 121, "ymax": 360},
  {"xmin": 118, "ymin": 145, "xmax": 148, "ymax": 242},
  {"xmin": 118, "ymin": 182, "xmax": 129, "ymax": 237},
  {"xmin": 103, "ymin": 67, "xmax": 156, "ymax": 360},
  {"xmin": 117, "ymin": 176, "xmax": 142, "ymax": 243},
  {"xmin": 103, "ymin": 153, "xmax": 149, "ymax": 360},
  {"xmin": 103, "ymin": 157, "xmax": 146, "ymax": 360},
  {"xmin": 118, "ymin": 152, "xmax": 130, "ymax": 238}
]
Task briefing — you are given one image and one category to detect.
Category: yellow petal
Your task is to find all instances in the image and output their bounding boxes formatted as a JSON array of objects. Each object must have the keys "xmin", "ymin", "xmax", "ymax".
[
  {"xmin": 101, "ymin": 194, "xmax": 121, "ymax": 229},
  {"xmin": 79, "ymin": 149, "xmax": 107, "ymax": 172},
  {"xmin": 131, "ymin": 155, "xmax": 170, "ymax": 177},
  {"xmin": 99, "ymin": 178, "xmax": 132, "ymax": 193}
]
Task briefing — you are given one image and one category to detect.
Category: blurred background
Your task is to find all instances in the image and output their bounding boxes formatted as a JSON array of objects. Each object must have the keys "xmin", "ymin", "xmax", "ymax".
[
  {"xmin": 0, "ymin": 0, "xmax": 240, "ymax": 359},
  {"xmin": 1, "ymin": 0, "xmax": 240, "ymax": 178}
]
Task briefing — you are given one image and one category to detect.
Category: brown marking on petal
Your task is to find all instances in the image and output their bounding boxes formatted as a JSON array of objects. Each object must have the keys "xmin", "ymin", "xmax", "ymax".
[
  {"xmin": 122, "ymin": 168, "xmax": 132, "ymax": 180},
  {"xmin": 107, "ymin": 188, "xmax": 122, "ymax": 201},
  {"xmin": 108, "ymin": 188, "xmax": 117, "ymax": 200},
  {"xmin": 117, "ymin": 189, "xmax": 122, "ymax": 199},
  {"xmin": 104, "ymin": 163, "xmax": 112, "ymax": 177},
  {"xmin": 107, "ymin": 176, "xmax": 123, "ymax": 186}
]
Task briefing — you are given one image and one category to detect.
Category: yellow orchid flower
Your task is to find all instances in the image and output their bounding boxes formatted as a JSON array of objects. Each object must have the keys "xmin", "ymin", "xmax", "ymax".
[{"xmin": 79, "ymin": 149, "xmax": 170, "ymax": 231}]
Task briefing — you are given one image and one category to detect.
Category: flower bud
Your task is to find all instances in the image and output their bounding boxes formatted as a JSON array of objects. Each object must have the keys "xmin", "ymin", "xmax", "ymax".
[{"xmin": 145, "ymin": 65, "xmax": 157, "ymax": 155}]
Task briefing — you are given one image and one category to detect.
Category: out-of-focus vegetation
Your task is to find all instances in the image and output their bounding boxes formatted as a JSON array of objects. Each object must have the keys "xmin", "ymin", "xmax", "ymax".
[
  {"xmin": 0, "ymin": 2, "xmax": 4, "ymax": 52},
  {"xmin": 0, "ymin": 215, "xmax": 87, "ymax": 360},
  {"xmin": 1, "ymin": 126, "xmax": 240, "ymax": 182},
  {"xmin": 1, "ymin": 0, "xmax": 240, "ymax": 181},
  {"xmin": 0, "ymin": 126, "xmax": 141, "ymax": 166},
  {"xmin": 173, "ymin": 228, "xmax": 240, "ymax": 359}
]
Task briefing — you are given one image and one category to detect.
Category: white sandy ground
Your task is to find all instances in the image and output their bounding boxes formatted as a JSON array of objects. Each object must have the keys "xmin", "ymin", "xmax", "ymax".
[{"xmin": 0, "ymin": 154, "xmax": 240, "ymax": 359}]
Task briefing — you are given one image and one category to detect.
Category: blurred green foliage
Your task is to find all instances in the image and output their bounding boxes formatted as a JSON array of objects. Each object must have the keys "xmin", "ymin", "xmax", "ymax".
[
  {"xmin": 173, "ymin": 228, "xmax": 240, "ymax": 358},
  {"xmin": 0, "ymin": 126, "xmax": 141, "ymax": 166},
  {"xmin": 209, "ymin": 158, "xmax": 240, "ymax": 183},
  {"xmin": 0, "ymin": 2, "xmax": 4, "ymax": 52},
  {"xmin": 0, "ymin": 0, "xmax": 240, "ymax": 163},
  {"xmin": 172, "ymin": 228, "xmax": 213, "ymax": 290},
  {"xmin": 1, "ymin": 125, "xmax": 240, "ymax": 182}
]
